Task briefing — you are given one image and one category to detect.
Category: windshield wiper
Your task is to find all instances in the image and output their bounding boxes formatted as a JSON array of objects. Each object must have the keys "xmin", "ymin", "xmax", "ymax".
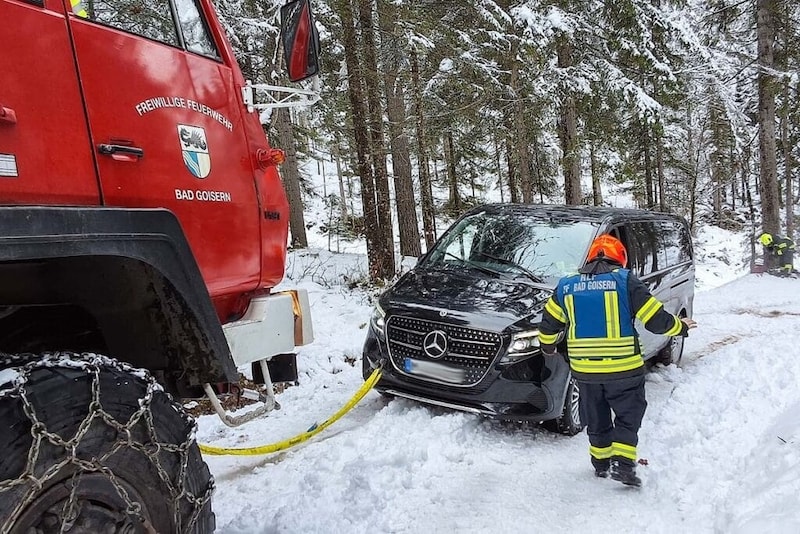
[
  {"xmin": 471, "ymin": 251, "xmax": 544, "ymax": 283},
  {"xmin": 443, "ymin": 252, "xmax": 504, "ymax": 277}
]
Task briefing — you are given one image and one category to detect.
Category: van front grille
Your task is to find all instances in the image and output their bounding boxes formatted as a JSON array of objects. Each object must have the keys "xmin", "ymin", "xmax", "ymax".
[{"xmin": 386, "ymin": 315, "xmax": 503, "ymax": 387}]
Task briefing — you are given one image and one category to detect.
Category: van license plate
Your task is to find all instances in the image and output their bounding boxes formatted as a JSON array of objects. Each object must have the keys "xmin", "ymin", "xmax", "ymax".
[{"xmin": 404, "ymin": 358, "xmax": 465, "ymax": 384}]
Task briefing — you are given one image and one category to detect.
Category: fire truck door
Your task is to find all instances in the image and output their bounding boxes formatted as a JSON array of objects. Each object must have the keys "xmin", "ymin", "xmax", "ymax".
[
  {"xmin": 65, "ymin": 1, "xmax": 261, "ymax": 297},
  {"xmin": 0, "ymin": 0, "xmax": 99, "ymax": 205}
]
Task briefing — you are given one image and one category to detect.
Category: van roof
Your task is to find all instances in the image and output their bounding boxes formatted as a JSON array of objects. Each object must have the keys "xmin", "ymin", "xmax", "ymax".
[{"xmin": 468, "ymin": 203, "xmax": 687, "ymax": 225}]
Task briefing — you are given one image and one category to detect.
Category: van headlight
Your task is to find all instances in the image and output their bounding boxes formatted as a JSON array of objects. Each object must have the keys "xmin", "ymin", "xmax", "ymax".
[
  {"xmin": 370, "ymin": 302, "xmax": 386, "ymax": 338},
  {"xmin": 499, "ymin": 330, "xmax": 540, "ymax": 364}
]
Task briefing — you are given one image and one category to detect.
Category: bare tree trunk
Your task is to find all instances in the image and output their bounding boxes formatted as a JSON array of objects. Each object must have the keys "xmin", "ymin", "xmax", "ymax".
[
  {"xmin": 643, "ymin": 121, "xmax": 654, "ymax": 209},
  {"xmin": 378, "ymin": 0, "xmax": 420, "ymax": 258},
  {"xmin": 337, "ymin": 0, "xmax": 385, "ymax": 279},
  {"xmin": 511, "ymin": 48, "xmax": 532, "ymax": 203},
  {"xmin": 532, "ymin": 135, "xmax": 545, "ymax": 203},
  {"xmin": 410, "ymin": 48, "xmax": 436, "ymax": 249},
  {"xmin": 272, "ymin": 107, "xmax": 308, "ymax": 248},
  {"xmin": 506, "ymin": 139, "xmax": 518, "ymax": 203},
  {"xmin": 656, "ymin": 122, "xmax": 665, "ymax": 212},
  {"xmin": 494, "ymin": 130, "xmax": 504, "ymax": 203},
  {"xmin": 686, "ymin": 103, "xmax": 698, "ymax": 231},
  {"xmin": 590, "ymin": 141, "xmax": 602, "ymax": 206},
  {"xmin": 557, "ymin": 37, "xmax": 581, "ymax": 205},
  {"xmin": 730, "ymin": 144, "xmax": 738, "ymax": 211},
  {"xmin": 333, "ymin": 143, "xmax": 348, "ymax": 220},
  {"xmin": 782, "ymin": 81, "xmax": 794, "ymax": 239},
  {"xmin": 358, "ymin": 0, "xmax": 395, "ymax": 275},
  {"xmin": 444, "ymin": 132, "xmax": 461, "ymax": 211},
  {"xmin": 757, "ymin": 0, "xmax": 781, "ymax": 259}
]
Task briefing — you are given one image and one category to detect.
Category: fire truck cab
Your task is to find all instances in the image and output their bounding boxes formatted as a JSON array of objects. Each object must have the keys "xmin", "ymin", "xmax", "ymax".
[{"xmin": 0, "ymin": 0, "xmax": 319, "ymax": 531}]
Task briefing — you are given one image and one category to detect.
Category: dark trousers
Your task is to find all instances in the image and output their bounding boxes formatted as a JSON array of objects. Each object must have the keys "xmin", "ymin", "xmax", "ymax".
[{"xmin": 578, "ymin": 375, "xmax": 647, "ymax": 458}]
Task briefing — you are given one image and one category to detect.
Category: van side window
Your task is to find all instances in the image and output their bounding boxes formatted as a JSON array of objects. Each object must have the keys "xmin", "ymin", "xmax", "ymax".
[
  {"xmin": 80, "ymin": 0, "xmax": 180, "ymax": 47},
  {"xmin": 174, "ymin": 0, "xmax": 219, "ymax": 58},
  {"xmin": 631, "ymin": 222, "xmax": 660, "ymax": 276},
  {"xmin": 661, "ymin": 222, "xmax": 692, "ymax": 265},
  {"xmin": 611, "ymin": 225, "xmax": 644, "ymax": 276}
]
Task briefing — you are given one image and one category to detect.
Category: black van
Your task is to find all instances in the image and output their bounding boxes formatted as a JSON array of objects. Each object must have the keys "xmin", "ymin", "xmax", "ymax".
[{"xmin": 361, "ymin": 204, "xmax": 695, "ymax": 434}]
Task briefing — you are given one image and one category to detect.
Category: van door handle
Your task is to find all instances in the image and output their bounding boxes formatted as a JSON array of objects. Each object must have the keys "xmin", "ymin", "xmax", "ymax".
[
  {"xmin": 0, "ymin": 104, "xmax": 17, "ymax": 125},
  {"xmin": 98, "ymin": 143, "xmax": 144, "ymax": 162}
]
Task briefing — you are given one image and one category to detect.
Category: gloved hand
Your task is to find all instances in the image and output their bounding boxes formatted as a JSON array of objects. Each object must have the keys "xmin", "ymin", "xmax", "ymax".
[{"xmin": 680, "ymin": 317, "xmax": 697, "ymax": 336}]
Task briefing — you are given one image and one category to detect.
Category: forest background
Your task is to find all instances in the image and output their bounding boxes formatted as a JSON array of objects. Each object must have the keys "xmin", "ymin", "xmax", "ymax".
[{"xmin": 217, "ymin": 0, "xmax": 799, "ymax": 280}]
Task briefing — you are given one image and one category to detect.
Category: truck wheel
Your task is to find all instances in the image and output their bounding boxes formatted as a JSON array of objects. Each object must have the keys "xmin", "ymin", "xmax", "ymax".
[
  {"xmin": 542, "ymin": 376, "xmax": 584, "ymax": 436},
  {"xmin": 0, "ymin": 353, "xmax": 215, "ymax": 533}
]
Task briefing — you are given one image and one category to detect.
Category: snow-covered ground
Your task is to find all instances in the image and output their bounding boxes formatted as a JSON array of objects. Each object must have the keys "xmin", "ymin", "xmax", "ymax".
[{"xmin": 197, "ymin": 226, "xmax": 800, "ymax": 533}]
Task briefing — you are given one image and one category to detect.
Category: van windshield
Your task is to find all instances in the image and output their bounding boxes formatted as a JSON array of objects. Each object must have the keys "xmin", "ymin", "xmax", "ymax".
[{"xmin": 423, "ymin": 212, "xmax": 599, "ymax": 285}]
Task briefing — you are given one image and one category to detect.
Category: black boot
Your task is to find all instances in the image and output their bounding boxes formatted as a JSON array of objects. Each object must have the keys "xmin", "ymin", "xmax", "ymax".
[
  {"xmin": 610, "ymin": 457, "xmax": 641, "ymax": 487},
  {"xmin": 592, "ymin": 458, "xmax": 610, "ymax": 478}
]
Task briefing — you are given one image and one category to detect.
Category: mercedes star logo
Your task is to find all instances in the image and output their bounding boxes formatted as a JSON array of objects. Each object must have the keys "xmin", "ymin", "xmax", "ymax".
[{"xmin": 422, "ymin": 330, "xmax": 448, "ymax": 359}]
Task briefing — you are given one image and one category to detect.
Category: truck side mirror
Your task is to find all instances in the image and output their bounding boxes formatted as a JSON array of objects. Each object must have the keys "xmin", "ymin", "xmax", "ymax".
[{"xmin": 280, "ymin": 0, "xmax": 320, "ymax": 82}]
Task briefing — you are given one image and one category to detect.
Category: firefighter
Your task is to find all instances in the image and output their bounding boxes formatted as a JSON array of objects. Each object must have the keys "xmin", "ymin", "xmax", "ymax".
[
  {"xmin": 758, "ymin": 232, "xmax": 796, "ymax": 276},
  {"xmin": 538, "ymin": 234, "xmax": 697, "ymax": 487}
]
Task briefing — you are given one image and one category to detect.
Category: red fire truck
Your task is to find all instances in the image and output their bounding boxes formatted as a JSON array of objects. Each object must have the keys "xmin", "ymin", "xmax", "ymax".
[{"xmin": 0, "ymin": 0, "xmax": 319, "ymax": 531}]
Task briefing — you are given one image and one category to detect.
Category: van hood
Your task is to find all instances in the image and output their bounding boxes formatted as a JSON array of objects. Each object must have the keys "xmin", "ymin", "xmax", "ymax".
[{"xmin": 384, "ymin": 266, "xmax": 552, "ymax": 332}]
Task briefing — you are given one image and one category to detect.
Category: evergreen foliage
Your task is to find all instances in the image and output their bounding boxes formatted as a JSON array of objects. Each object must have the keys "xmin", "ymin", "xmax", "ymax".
[{"xmin": 215, "ymin": 0, "xmax": 800, "ymax": 279}]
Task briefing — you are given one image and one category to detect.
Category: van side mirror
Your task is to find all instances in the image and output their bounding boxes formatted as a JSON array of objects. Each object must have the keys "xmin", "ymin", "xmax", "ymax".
[{"xmin": 280, "ymin": 0, "xmax": 320, "ymax": 82}]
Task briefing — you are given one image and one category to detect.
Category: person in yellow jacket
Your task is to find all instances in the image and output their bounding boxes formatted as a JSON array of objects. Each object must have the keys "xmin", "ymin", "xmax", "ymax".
[
  {"xmin": 758, "ymin": 232, "xmax": 796, "ymax": 276},
  {"xmin": 539, "ymin": 235, "xmax": 697, "ymax": 487}
]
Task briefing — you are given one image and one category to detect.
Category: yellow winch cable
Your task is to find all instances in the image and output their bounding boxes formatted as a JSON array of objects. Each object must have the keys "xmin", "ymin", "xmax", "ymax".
[{"xmin": 198, "ymin": 367, "xmax": 383, "ymax": 456}]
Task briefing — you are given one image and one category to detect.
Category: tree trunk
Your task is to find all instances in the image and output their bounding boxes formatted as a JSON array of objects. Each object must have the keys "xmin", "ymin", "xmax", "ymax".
[
  {"xmin": 686, "ymin": 103, "xmax": 697, "ymax": 230},
  {"xmin": 656, "ymin": 122, "xmax": 665, "ymax": 212},
  {"xmin": 444, "ymin": 132, "xmax": 460, "ymax": 212},
  {"xmin": 756, "ymin": 0, "xmax": 781, "ymax": 255},
  {"xmin": 557, "ymin": 37, "xmax": 581, "ymax": 205},
  {"xmin": 511, "ymin": 48, "xmax": 532, "ymax": 203},
  {"xmin": 590, "ymin": 141, "xmax": 602, "ymax": 206},
  {"xmin": 411, "ymin": 48, "xmax": 436, "ymax": 249},
  {"xmin": 337, "ymin": 0, "xmax": 384, "ymax": 279},
  {"xmin": 358, "ymin": 0, "xmax": 395, "ymax": 276},
  {"xmin": 643, "ymin": 121, "xmax": 653, "ymax": 209},
  {"xmin": 272, "ymin": 107, "xmax": 307, "ymax": 248},
  {"xmin": 782, "ymin": 81, "xmax": 794, "ymax": 239},
  {"xmin": 494, "ymin": 130, "xmax": 504, "ymax": 203},
  {"xmin": 333, "ymin": 143, "xmax": 348, "ymax": 220},
  {"xmin": 532, "ymin": 135, "xmax": 544, "ymax": 203},
  {"xmin": 378, "ymin": 0, "xmax": 420, "ymax": 258},
  {"xmin": 506, "ymin": 139, "xmax": 518, "ymax": 203}
]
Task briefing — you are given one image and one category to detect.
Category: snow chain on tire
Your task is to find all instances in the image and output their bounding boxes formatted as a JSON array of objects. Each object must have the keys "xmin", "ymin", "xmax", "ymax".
[{"xmin": 0, "ymin": 353, "xmax": 214, "ymax": 533}]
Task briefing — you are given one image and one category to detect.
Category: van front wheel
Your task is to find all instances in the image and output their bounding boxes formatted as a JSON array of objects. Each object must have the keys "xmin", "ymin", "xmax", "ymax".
[
  {"xmin": 0, "ymin": 353, "xmax": 215, "ymax": 533},
  {"xmin": 657, "ymin": 331, "xmax": 686, "ymax": 366},
  {"xmin": 543, "ymin": 376, "xmax": 584, "ymax": 436}
]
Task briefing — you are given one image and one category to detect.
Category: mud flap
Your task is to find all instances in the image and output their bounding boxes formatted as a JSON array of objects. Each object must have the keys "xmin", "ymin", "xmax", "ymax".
[{"xmin": 253, "ymin": 353, "xmax": 298, "ymax": 384}]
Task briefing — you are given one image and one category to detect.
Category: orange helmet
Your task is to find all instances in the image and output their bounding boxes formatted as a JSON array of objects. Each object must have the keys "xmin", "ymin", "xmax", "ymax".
[{"xmin": 587, "ymin": 234, "xmax": 628, "ymax": 268}]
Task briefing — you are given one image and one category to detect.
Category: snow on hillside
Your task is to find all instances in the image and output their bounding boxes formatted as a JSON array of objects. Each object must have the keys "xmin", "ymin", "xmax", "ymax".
[{"xmin": 197, "ymin": 230, "xmax": 800, "ymax": 533}]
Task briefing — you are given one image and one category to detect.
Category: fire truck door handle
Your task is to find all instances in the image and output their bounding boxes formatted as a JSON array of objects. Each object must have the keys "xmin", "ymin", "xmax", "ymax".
[
  {"xmin": 98, "ymin": 143, "xmax": 144, "ymax": 162},
  {"xmin": 0, "ymin": 104, "xmax": 17, "ymax": 125}
]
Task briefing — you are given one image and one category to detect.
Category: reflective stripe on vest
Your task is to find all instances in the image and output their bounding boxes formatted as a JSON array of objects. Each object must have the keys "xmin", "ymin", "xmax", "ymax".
[
  {"xmin": 557, "ymin": 269, "xmax": 644, "ymax": 374},
  {"xmin": 71, "ymin": 0, "xmax": 88, "ymax": 18}
]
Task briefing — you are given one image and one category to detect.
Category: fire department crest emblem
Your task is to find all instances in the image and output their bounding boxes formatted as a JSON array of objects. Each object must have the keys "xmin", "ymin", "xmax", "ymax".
[{"xmin": 177, "ymin": 124, "xmax": 211, "ymax": 179}]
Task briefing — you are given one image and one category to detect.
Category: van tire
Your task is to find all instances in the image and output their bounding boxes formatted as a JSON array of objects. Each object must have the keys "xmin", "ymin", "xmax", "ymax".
[
  {"xmin": 657, "ymin": 323, "xmax": 686, "ymax": 366},
  {"xmin": 543, "ymin": 376, "xmax": 584, "ymax": 436},
  {"xmin": 0, "ymin": 353, "xmax": 215, "ymax": 533}
]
